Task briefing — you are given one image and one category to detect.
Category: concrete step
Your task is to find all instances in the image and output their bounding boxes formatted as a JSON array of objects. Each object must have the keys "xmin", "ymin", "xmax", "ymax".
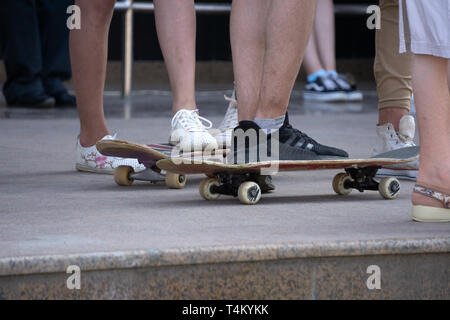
[{"xmin": 1, "ymin": 238, "xmax": 449, "ymax": 299}]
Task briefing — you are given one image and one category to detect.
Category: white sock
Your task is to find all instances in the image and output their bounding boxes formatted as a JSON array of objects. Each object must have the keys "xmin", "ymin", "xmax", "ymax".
[{"xmin": 254, "ymin": 115, "xmax": 285, "ymax": 131}]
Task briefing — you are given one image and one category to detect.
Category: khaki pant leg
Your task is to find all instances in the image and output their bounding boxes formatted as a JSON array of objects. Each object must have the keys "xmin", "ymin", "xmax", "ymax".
[{"xmin": 374, "ymin": 0, "xmax": 413, "ymax": 111}]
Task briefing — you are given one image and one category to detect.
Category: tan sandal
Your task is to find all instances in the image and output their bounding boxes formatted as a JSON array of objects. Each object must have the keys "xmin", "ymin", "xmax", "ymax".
[{"xmin": 412, "ymin": 185, "xmax": 450, "ymax": 222}]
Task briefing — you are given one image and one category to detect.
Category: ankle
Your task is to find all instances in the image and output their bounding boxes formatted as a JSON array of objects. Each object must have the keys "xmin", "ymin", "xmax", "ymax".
[
  {"xmin": 172, "ymin": 102, "xmax": 197, "ymax": 114},
  {"xmin": 79, "ymin": 130, "xmax": 110, "ymax": 148}
]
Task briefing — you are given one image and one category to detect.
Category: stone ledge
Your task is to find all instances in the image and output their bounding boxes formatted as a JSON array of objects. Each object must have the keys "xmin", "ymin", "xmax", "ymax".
[{"xmin": 1, "ymin": 237, "xmax": 449, "ymax": 277}]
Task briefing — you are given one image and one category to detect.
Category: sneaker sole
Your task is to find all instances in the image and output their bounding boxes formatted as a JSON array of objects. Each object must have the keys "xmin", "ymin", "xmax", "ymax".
[
  {"xmin": 347, "ymin": 92, "xmax": 364, "ymax": 102},
  {"xmin": 412, "ymin": 205, "xmax": 450, "ymax": 222},
  {"xmin": 376, "ymin": 168, "xmax": 418, "ymax": 181},
  {"xmin": 303, "ymin": 92, "xmax": 348, "ymax": 102},
  {"xmin": 75, "ymin": 163, "xmax": 114, "ymax": 175}
]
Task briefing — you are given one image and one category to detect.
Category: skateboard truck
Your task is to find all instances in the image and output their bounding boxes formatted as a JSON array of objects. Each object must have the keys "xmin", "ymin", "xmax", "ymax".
[
  {"xmin": 333, "ymin": 166, "xmax": 400, "ymax": 199},
  {"xmin": 210, "ymin": 173, "xmax": 275, "ymax": 196},
  {"xmin": 129, "ymin": 166, "xmax": 166, "ymax": 184},
  {"xmin": 114, "ymin": 164, "xmax": 187, "ymax": 189}
]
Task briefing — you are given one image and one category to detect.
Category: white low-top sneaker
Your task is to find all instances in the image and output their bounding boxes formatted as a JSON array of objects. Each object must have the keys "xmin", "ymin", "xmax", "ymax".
[
  {"xmin": 373, "ymin": 115, "xmax": 419, "ymax": 180},
  {"xmin": 76, "ymin": 134, "xmax": 145, "ymax": 174},
  {"xmin": 169, "ymin": 109, "xmax": 218, "ymax": 152},
  {"xmin": 213, "ymin": 92, "xmax": 238, "ymax": 148}
]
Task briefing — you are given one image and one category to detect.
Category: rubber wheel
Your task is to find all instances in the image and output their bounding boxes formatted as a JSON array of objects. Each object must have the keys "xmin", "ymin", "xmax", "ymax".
[
  {"xmin": 378, "ymin": 177, "xmax": 400, "ymax": 199},
  {"xmin": 238, "ymin": 182, "xmax": 262, "ymax": 205},
  {"xmin": 332, "ymin": 173, "xmax": 353, "ymax": 196},
  {"xmin": 165, "ymin": 172, "xmax": 187, "ymax": 189},
  {"xmin": 199, "ymin": 178, "xmax": 220, "ymax": 201},
  {"xmin": 114, "ymin": 166, "xmax": 134, "ymax": 186}
]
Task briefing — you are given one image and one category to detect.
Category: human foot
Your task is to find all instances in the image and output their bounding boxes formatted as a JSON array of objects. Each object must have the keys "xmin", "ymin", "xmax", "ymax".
[
  {"xmin": 76, "ymin": 134, "xmax": 145, "ymax": 174},
  {"xmin": 412, "ymin": 183, "xmax": 450, "ymax": 222}
]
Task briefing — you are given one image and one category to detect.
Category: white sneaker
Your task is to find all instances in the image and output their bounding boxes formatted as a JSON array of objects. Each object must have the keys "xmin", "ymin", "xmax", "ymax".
[
  {"xmin": 76, "ymin": 134, "xmax": 145, "ymax": 174},
  {"xmin": 169, "ymin": 109, "xmax": 218, "ymax": 151},
  {"xmin": 373, "ymin": 115, "xmax": 419, "ymax": 180},
  {"xmin": 213, "ymin": 91, "xmax": 238, "ymax": 148}
]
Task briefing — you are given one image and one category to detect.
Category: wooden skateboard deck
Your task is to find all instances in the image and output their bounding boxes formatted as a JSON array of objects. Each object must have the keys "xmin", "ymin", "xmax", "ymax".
[
  {"xmin": 96, "ymin": 139, "xmax": 228, "ymax": 189},
  {"xmin": 97, "ymin": 140, "xmax": 172, "ymax": 168},
  {"xmin": 156, "ymin": 146, "xmax": 419, "ymax": 204}
]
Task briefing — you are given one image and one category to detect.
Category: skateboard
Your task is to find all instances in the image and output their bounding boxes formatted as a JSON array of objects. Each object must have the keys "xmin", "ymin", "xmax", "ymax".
[
  {"xmin": 96, "ymin": 139, "xmax": 228, "ymax": 189},
  {"xmin": 156, "ymin": 146, "xmax": 419, "ymax": 204}
]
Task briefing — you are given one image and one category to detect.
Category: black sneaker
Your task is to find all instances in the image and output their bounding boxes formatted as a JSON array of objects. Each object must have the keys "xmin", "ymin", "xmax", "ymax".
[
  {"xmin": 303, "ymin": 75, "xmax": 347, "ymax": 102},
  {"xmin": 329, "ymin": 73, "xmax": 363, "ymax": 102},
  {"xmin": 53, "ymin": 91, "xmax": 77, "ymax": 107},
  {"xmin": 279, "ymin": 113, "xmax": 349, "ymax": 159},
  {"xmin": 230, "ymin": 120, "xmax": 321, "ymax": 164},
  {"xmin": 7, "ymin": 93, "xmax": 55, "ymax": 109}
]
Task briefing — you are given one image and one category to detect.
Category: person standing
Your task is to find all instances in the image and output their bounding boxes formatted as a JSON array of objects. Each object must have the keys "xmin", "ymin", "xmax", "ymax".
[{"xmin": 0, "ymin": 0, "xmax": 76, "ymax": 108}]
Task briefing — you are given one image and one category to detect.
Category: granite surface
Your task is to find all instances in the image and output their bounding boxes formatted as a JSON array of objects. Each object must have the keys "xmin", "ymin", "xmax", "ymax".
[{"xmin": 1, "ymin": 238, "xmax": 449, "ymax": 277}]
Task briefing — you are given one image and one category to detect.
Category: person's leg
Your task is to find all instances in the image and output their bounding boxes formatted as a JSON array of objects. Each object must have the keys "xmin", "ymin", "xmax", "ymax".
[
  {"xmin": 313, "ymin": 0, "xmax": 335, "ymax": 72},
  {"xmin": 448, "ymin": 64, "xmax": 450, "ymax": 91},
  {"xmin": 411, "ymin": 55, "xmax": 450, "ymax": 207},
  {"xmin": 255, "ymin": 0, "xmax": 316, "ymax": 119},
  {"xmin": 230, "ymin": 0, "xmax": 270, "ymax": 121},
  {"xmin": 154, "ymin": 0, "xmax": 196, "ymax": 114},
  {"xmin": 230, "ymin": 0, "xmax": 348, "ymax": 162},
  {"xmin": 70, "ymin": 0, "xmax": 115, "ymax": 147},
  {"xmin": 375, "ymin": 0, "xmax": 413, "ymax": 130},
  {"xmin": 0, "ymin": 0, "xmax": 53, "ymax": 107},
  {"xmin": 303, "ymin": 32, "xmax": 324, "ymax": 76},
  {"xmin": 371, "ymin": 0, "xmax": 418, "ymax": 180},
  {"xmin": 38, "ymin": 0, "xmax": 76, "ymax": 106}
]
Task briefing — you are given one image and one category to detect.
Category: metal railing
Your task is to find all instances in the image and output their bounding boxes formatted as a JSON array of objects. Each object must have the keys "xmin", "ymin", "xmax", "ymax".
[{"xmin": 114, "ymin": 1, "xmax": 369, "ymax": 99}]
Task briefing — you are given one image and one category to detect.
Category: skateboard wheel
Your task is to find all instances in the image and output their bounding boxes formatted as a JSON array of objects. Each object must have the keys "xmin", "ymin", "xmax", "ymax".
[
  {"xmin": 199, "ymin": 178, "xmax": 220, "ymax": 201},
  {"xmin": 332, "ymin": 173, "xmax": 353, "ymax": 196},
  {"xmin": 114, "ymin": 166, "xmax": 134, "ymax": 186},
  {"xmin": 165, "ymin": 173, "xmax": 187, "ymax": 189},
  {"xmin": 238, "ymin": 182, "xmax": 262, "ymax": 205},
  {"xmin": 378, "ymin": 177, "xmax": 400, "ymax": 199}
]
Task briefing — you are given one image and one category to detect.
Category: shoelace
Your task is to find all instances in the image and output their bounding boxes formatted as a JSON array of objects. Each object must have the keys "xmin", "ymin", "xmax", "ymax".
[
  {"xmin": 218, "ymin": 94, "xmax": 238, "ymax": 131},
  {"xmin": 397, "ymin": 133, "xmax": 415, "ymax": 146},
  {"xmin": 172, "ymin": 109, "xmax": 213, "ymax": 133}
]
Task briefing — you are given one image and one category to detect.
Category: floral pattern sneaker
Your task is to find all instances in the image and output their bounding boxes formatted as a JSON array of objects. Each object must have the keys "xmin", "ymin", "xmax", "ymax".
[{"xmin": 76, "ymin": 134, "xmax": 145, "ymax": 174}]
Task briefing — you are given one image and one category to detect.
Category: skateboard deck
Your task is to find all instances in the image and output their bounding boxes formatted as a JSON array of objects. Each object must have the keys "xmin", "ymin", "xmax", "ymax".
[
  {"xmin": 156, "ymin": 146, "xmax": 419, "ymax": 204},
  {"xmin": 97, "ymin": 140, "xmax": 173, "ymax": 167},
  {"xmin": 96, "ymin": 139, "xmax": 228, "ymax": 189}
]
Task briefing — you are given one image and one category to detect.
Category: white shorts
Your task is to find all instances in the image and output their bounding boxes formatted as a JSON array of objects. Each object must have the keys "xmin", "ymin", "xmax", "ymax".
[{"xmin": 399, "ymin": 0, "xmax": 450, "ymax": 59}]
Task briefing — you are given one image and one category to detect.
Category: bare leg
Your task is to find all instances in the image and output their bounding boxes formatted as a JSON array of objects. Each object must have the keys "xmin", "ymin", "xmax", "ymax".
[
  {"xmin": 70, "ymin": 0, "xmax": 115, "ymax": 147},
  {"xmin": 412, "ymin": 55, "xmax": 450, "ymax": 207},
  {"xmin": 230, "ymin": 0, "xmax": 270, "ymax": 121},
  {"xmin": 303, "ymin": 32, "xmax": 324, "ymax": 76},
  {"xmin": 448, "ymin": 64, "xmax": 450, "ymax": 91},
  {"xmin": 314, "ymin": 0, "xmax": 336, "ymax": 71},
  {"xmin": 256, "ymin": 0, "xmax": 316, "ymax": 119},
  {"xmin": 154, "ymin": 0, "xmax": 197, "ymax": 114},
  {"xmin": 378, "ymin": 108, "xmax": 409, "ymax": 131}
]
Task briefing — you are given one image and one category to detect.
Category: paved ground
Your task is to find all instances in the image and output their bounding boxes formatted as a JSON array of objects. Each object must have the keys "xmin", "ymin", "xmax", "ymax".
[{"xmin": 0, "ymin": 85, "xmax": 448, "ymax": 260}]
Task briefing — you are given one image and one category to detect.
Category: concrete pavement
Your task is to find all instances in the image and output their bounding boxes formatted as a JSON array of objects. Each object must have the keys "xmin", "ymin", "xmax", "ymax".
[{"xmin": 0, "ymin": 87, "xmax": 449, "ymax": 299}]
